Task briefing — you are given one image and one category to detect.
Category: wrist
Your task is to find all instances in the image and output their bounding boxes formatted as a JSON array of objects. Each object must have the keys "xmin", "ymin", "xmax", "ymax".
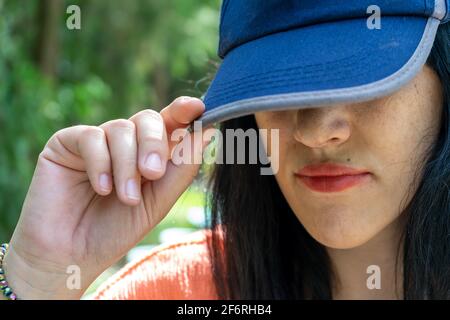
[{"xmin": 2, "ymin": 244, "xmax": 90, "ymax": 300}]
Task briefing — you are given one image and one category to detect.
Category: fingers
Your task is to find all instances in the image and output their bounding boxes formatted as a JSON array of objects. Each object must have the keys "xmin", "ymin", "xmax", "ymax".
[
  {"xmin": 160, "ymin": 96, "xmax": 205, "ymax": 152},
  {"xmin": 160, "ymin": 96, "xmax": 205, "ymax": 132},
  {"xmin": 128, "ymin": 96, "xmax": 205, "ymax": 181},
  {"xmin": 52, "ymin": 126, "xmax": 113, "ymax": 196},
  {"xmin": 147, "ymin": 127, "xmax": 213, "ymax": 218},
  {"xmin": 129, "ymin": 109, "xmax": 169, "ymax": 181},
  {"xmin": 49, "ymin": 96, "xmax": 206, "ymax": 208},
  {"xmin": 100, "ymin": 119, "xmax": 141, "ymax": 206},
  {"xmin": 77, "ymin": 127, "xmax": 113, "ymax": 196}
]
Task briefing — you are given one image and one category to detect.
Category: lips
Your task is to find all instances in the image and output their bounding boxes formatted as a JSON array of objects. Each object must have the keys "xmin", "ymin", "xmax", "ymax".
[{"xmin": 295, "ymin": 163, "xmax": 371, "ymax": 193}]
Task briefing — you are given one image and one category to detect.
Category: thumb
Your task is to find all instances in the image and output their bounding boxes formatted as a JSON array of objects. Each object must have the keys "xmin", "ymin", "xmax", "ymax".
[{"xmin": 144, "ymin": 127, "xmax": 214, "ymax": 219}]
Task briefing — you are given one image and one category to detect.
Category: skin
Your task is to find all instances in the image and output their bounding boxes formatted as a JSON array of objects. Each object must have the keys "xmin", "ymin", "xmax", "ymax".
[
  {"xmin": 254, "ymin": 66, "xmax": 443, "ymax": 299},
  {"xmin": 1, "ymin": 67, "xmax": 442, "ymax": 300},
  {"xmin": 2, "ymin": 97, "xmax": 211, "ymax": 299}
]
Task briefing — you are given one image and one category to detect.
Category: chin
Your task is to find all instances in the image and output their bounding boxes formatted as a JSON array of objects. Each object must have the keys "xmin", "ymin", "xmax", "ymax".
[
  {"xmin": 298, "ymin": 208, "xmax": 376, "ymax": 250},
  {"xmin": 313, "ymin": 231, "xmax": 371, "ymax": 250}
]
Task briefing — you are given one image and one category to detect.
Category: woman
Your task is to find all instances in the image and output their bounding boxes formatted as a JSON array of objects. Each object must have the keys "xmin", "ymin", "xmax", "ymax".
[{"xmin": 1, "ymin": 1, "xmax": 449, "ymax": 300}]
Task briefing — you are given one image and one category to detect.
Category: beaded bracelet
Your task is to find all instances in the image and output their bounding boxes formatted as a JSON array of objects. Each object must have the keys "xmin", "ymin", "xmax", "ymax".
[{"xmin": 0, "ymin": 243, "xmax": 18, "ymax": 300}]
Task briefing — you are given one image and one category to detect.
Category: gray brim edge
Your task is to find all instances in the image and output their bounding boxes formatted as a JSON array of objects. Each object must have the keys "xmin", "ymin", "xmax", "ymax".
[{"xmin": 191, "ymin": 17, "xmax": 440, "ymax": 130}]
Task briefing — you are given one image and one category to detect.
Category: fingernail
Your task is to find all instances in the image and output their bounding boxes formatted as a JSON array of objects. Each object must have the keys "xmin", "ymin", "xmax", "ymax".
[
  {"xmin": 126, "ymin": 179, "xmax": 140, "ymax": 200},
  {"xmin": 145, "ymin": 153, "xmax": 162, "ymax": 172},
  {"xmin": 99, "ymin": 173, "xmax": 111, "ymax": 192}
]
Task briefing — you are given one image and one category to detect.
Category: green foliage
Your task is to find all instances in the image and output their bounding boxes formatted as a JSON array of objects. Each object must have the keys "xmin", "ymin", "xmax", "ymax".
[{"xmin": 0, "ymin": 0, "xmax": 221, "ymax": 241}]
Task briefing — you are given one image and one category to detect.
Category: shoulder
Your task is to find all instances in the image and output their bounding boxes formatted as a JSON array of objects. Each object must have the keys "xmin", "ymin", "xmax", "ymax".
[{"xmin": 92, "ymin": 229, "xmax": 219, "ymax": 300}]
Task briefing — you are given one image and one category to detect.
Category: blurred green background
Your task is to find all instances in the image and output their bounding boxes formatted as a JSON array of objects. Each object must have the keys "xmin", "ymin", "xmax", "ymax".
[{"xmin": 0, "ymin": 0, "xmax": 221, "ymax": 294}]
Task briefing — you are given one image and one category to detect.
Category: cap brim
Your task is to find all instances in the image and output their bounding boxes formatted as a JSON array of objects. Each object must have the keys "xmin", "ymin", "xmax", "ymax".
[{"xmin": 200, "ymin": 16, "xmax": 440, "ymax": 127}]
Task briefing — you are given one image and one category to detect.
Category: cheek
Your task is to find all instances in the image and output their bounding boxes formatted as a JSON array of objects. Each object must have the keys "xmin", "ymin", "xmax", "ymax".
[
  {"xmin": 271, "ymin": 97, "xmax": 440, "ymax": 249},
  {"xmin": 255, "ymin": 112, "xmax": 296, "ymax": 162},
  {"xmin": 254, "ymin": 71, "xmax": 442, "ymax": 250},
  {"xmin": 258, "ymin": 125, "xmax": 294, "ymax": 181},
  {"xmin": 368, "ymin": 93, "xmax": 441, "ymax": 200}
]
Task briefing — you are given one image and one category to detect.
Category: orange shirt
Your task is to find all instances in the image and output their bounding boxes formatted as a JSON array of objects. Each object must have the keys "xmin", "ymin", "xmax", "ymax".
[{"xmin": 92, "ymin": 229, "xmax": 218, "ymax": 300}]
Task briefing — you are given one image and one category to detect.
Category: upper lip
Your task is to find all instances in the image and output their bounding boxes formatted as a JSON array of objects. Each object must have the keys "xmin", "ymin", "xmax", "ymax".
[{"xmin": 296, "ymin": 163, "xmax": 370, "ymax": 177}]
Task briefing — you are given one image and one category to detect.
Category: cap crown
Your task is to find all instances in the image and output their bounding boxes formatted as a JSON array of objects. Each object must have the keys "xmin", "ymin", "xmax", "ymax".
[{"xmin": 218, "ymin": 0, "xmax": 448, "ymax": 58}]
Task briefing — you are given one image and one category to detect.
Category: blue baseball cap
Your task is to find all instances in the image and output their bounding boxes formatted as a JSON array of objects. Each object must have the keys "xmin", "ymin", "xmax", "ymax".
[{"xmin": 197, "ymin": 0, "xmax": 450, "ymax": 127}]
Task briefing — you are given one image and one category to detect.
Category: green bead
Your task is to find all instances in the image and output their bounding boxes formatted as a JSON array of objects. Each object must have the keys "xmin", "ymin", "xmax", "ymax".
[
  {"xmin": 3, "ymin": 287, "xmax": 11, "ymax": 296},
  {"xmin": 0, "ymin": 275, "xmax": 5, "ymax": 281}
]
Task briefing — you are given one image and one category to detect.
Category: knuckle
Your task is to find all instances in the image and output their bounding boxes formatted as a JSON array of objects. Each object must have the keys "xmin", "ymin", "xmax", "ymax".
[
  {"xmin": 81, "ymin": 126, "xmax": 105, "ymax": 140},
  {"xmin": 138, "ymin": 109, "xmax": 163, "ymax": 121},
  {"xmin": 103, "ymin": 119, "xmax": 136, "ymax": 132},
  {"xmin": 130, "ymin": 109, "xmax": 162, "ymax": 125},
  {"xmin": 51, "ymin": 125, "xmax": 76, "ymax": 140},
  {"xmin": 137, "ymin": 110, "xmax": 165, "ymax": 140},
  {"xmin": 45, "ymin": 125, "xmax": 78, "ymax": 148},
  {"xmin": 46, "ymin": 131, "xmax": 62, "ymax": 147}
]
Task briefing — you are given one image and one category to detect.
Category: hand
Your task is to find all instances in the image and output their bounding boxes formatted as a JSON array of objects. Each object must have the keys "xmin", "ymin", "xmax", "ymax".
[{"xmin": 3, "ymin": 96, "xmax": 211, "ymax": 299}]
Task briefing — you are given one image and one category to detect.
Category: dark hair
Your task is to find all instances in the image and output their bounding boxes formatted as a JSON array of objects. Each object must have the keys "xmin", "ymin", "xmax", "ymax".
[{"xmin": 206, "ymin": 23, "xmax": 450, "ymax": 299}]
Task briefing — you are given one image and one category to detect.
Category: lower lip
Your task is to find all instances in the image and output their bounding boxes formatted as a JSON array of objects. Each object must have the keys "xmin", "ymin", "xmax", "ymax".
[{"xmin": 296, "ymin": 173, "xmax": 371, "ymax": 193}]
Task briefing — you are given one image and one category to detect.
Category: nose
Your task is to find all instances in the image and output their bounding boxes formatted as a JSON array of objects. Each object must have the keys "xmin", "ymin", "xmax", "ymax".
[{"xmin": 293, "ymin": 106, "xmax": 351, "ymax": 149}]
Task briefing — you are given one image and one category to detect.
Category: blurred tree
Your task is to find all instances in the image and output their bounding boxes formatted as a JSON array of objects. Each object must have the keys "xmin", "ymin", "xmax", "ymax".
[
  {"xmin": 37, "ymin": 0, "xmax": 63, "ymax": 78},
  {"xmin": 0, "ymin": 0, "xmax": 221, "ymax": 241}
]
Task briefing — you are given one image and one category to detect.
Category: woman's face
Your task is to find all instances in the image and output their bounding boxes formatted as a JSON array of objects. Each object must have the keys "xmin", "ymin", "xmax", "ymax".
[{"xmin": 255, "ymin": 66, "xmax": 443, "ymax": 249}]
